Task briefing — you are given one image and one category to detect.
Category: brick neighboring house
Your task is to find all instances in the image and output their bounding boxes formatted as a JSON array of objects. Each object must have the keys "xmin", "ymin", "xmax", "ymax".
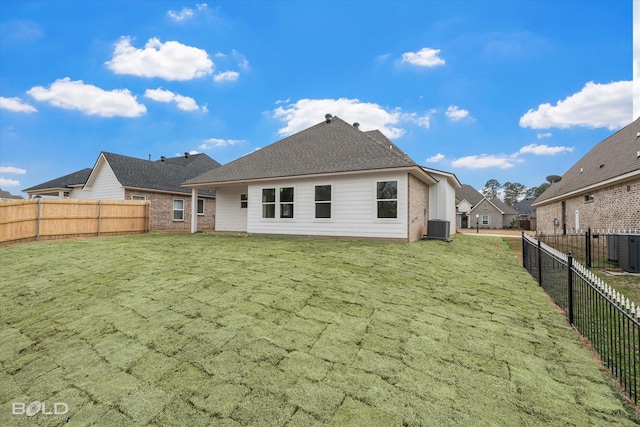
[
  {"xmin": 455, "ymin": 184, "xmax": 518, "ymax": 229},
  {"xmin": 533, "ymin": 117, "xmax": 640, "ymax": 234},
  {"xmin": 23, "ymin": 152, "xmax": 221, "ymax": 231}
]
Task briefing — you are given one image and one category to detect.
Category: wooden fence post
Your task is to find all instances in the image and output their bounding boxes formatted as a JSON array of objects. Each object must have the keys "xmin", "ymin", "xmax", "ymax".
[
  {"xmin": 97, "ymin": 200, "xmax": 101, "ymax": 236},
  {"xmin": 36, "ymin": 198, "xmax": 41, "ymax": 241}
]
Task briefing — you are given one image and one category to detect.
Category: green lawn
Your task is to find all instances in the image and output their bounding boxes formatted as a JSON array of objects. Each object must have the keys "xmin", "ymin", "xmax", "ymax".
[{"xmin": 0, "ymin": 233, "xmax": 637, "ymax": 426}]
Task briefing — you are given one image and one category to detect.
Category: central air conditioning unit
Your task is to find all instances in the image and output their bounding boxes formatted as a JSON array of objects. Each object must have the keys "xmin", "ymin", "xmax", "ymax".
[
  {"xmin": 426, "ymin": 220, "xmax": 450, "ymax": 241},
  {"xmin": 617, "ymin": 234, "xmax": 640, "ymax": 274}
]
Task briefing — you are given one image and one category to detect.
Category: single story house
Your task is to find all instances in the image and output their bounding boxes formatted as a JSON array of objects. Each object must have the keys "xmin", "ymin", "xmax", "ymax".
[
  {"xmin": 23, "ymin": 152, "xmax": 221, "ymax": 231},
  {"xmin": 184, "ymin": 115, "xmax": 461, "ymax": 242},
  {"xmin": 533, "ymin": 116, "xmax": 640, "ymax": 234},
  {"xmin": 455, "ymin": 184, "xmax": 518, "ymax": 229}
]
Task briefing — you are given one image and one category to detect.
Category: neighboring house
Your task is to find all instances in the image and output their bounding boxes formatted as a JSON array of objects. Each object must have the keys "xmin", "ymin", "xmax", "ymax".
[
  {"xmin": 455, "ymin": 184, "xmax": 518, "ymax": 229},
  {"xmin": 0, "ymin": 189, "xmax": 24, "ymax": 200},
  {"xmin": 533, "ymin": 117, "xmax": 640, "ymax": 234},
  {"xmin": 184, "ymin": 115, "xmax": 461, "ymax": 242},
  {"xmin": 24, "ymin": 152, "xmax": 221, "ymax": 231},
  {"xmin": 511, "ymin": 195, "xmax": 536, "ymax": 230}
]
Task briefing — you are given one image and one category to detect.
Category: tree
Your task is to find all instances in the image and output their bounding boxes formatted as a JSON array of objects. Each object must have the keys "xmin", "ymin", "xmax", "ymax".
[
  {"xmin": 482, "ymin": 179, "xmax": 501, "ymax": 200},
  {"xmin": 534, "ymin": 183, "xmax": 550, "ymax": 197},
  {"xmin": 503, "ymin": 181, "xmax": 526, "ymax": 206}
]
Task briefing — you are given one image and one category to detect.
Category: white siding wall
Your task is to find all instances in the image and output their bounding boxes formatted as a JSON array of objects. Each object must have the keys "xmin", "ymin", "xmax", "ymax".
[
  {"xmin": 215, "ymin": 185, "xmax": 248, "ymax": 232},
  {"xmin": 68, "ymin": 187, "xmax": 93, "ymax": 199},
  {"xmin": 244, "ymin": 172, "xmax": 409, "ymax": 239},
  {"xmin": 83, "ymin": 162, "xmax": 124, "ymax": 200},
  {"xmin": 428, "ymin": 175, "xmax": 457, "ymax": 234}
]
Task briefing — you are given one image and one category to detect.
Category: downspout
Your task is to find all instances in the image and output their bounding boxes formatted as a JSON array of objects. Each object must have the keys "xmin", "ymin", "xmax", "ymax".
[{"xmin": 191, "ymin": 188, "xmax": 198, "ymax": 233}]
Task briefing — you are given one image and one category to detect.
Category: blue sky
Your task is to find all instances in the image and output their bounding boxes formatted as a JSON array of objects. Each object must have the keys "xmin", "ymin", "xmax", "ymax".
[{"xmin": 0, "ymin": 0, "xmax": 635, "ymax": 196}]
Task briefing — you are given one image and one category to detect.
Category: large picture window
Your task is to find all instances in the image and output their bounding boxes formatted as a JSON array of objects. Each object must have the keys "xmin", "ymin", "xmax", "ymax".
[
  {"xmin": 376, "ymin": 181, "xmax": 397, "ymax": 219},
  {"xmin": 173, "ymin": 199, "xmax": 184, "ymax": 221},
  {"xmin": 315, "ymin": 185, "xmax": 331, "ymax": 219},
  {"xmin": 262, "ymin": 189, "xmax": 275, "ymax": 218},
  {"xmin": 280, "ymin": 187, "xmax": 294, "ymax": 219}
]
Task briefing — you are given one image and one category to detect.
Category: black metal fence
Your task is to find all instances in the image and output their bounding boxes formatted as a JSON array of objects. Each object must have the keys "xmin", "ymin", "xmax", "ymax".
[
  {"xmin": 522, "ymin": 233, "xmax": 639, "ymax": 405},
  {"xmin": 536, "ymin": 228, "xmax": 639, "ymax": 270}
]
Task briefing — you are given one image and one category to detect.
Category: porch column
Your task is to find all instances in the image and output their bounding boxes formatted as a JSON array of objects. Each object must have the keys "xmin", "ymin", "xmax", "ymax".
[{"xmin": 191, "ymin": 187, "xmax": 198, "ymax": 233}]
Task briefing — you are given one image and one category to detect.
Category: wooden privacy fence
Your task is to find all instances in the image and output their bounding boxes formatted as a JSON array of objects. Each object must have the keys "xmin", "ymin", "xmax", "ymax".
[{"xmin": 0, "ymin": 199, "xmax": 150, "ymax": 244}]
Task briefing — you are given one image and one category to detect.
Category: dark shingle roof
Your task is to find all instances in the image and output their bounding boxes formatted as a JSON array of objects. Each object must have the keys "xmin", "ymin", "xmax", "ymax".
[
  {"xmin": 535, "ymin": 117, "xmax": 640, "ymax": 204},
  {"xmin": 23, "ymin": 168, "xmax": 92, "ymax": 192},
  {"xmin": 99, "ymin": 152, "xmax": 220, "ymax": 195},
  {"xmin": 0, "ymin": 189, "xmax": 24, "ymax": 199},
  {"xmin": 512, "ymin": 196, "xmax": 536, "ymax": 216},
  {"xmin": 185, "ymin": 116, "xmax": 419, "ymax": 185},
  {"xmin": 456, "ymin": 184, "xmax": 484, "ymax": 205}
]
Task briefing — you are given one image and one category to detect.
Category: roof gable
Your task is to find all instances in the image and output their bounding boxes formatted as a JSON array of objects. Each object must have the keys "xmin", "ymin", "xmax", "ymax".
[
  {"xmin": 535, "ymin": 117, "xmax": 640, "ymax": 204},
  {"xmin": 455, "ymin": 184, "xmax": 484, "ymax": 205},
  {"xmin": 90, "ymin": 152, "xmax": 220, "ymax": 194},
  {"xmin": 23, "ymin": 168, "xmax": 92, "ymax": 192},
  {"xmin": 185, "ymin": 116, "xmax": 422, "ymax": 185}
]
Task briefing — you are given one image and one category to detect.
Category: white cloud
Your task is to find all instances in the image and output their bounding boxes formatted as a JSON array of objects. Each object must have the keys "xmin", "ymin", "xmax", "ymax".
[
  {"xmin": 519, "ymin": 144, "xmax": 573, "ymax": 155},
  {"xmin": 426, "ymin": 153, "xmax": 445, "ymax": 163},
  {"xmin": 106, "ymin": 37, "xmax": 213, "ymax": 81},
  {"xmin": 144, "ymin": 88, "xmax": 200, "ymax": 111},
  {"xmin": 445, "ymin": 106, "xmax": 470, "ymax": 121},
  {"xmin": 27, "ymin": 78, "xmax": 146, "ymax": 117},
  {"xmin": 213, "ymin": 71, "xmax": 239, "ymax": 83},
  {"xmin": 536, "ymin": 132, "xmax": 553, "ymax": 139},
  {"xmin": 0, "ymin": 177, "xmax": 20, "ymax": 187},
  {"xmin": 199, "ymin": 138, "xmax": 244, "ymax": 149},
  {"xmin": 167, "ymin": 3, "xmax": 208, "ymax": 21},
  {"xmin": 0, "ymin": 166, "xmax": 26, "ymax": 174},
  {"xmin": 519, "ymin": 80, "xmax": 632, "ymax": 130},
  {"xmin": 167, "ymin": 7, "xmax": 194, "ymax": 21},
  {"xmin": 451, "ymin": 154, "xmax": 520, "ymax": 169},
  {"xmin": 400, "ymin": 48, "xmax": 445, "ymax": 67},
  {"xmin": 273, "ymin": 98, "xmax": 406, "ymax": 139},
  {"xmin": 0, "ymin": 97, "xmax": 37, "ymax": 113}
]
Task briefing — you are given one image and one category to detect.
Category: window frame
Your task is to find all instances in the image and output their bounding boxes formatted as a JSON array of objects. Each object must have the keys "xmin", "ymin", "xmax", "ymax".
[
  {"xmin": 481, "ymin": 214, "xmax": 490, "ymax": 226},
  {"xmin": 197, "ymin": 198, "xmax": 205, "ymax": 215},
  {"xmin": 279, "ymin": 187, "xmax": 294, "ymax": 219},
  {"xmin": 314, "ymin": 184, "xmax": 332, "ymax": 220},
  {"xmin": 173, "ymin": 199, "xmax": 184, "ymax": 221},
  {"xmin": 262, "ymin": 188, "xmax": 276, "ymax": 219},
  {"xmin": 131, "ymin": 195, "xmax": 146, "ymax": 201},
  {"xmin": 240, "ymin": 193, "xmax": 248, "ymax": 209},
  {"xmin": 376, "ymin": 180, "xmax": 398, "ymax": 219}
]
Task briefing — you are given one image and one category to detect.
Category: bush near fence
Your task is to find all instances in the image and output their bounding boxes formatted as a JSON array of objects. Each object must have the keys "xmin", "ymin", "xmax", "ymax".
[
  {"xmin": 523, "ymin": 233, "xmax": 640, "ymax": 405},
  {"xmin": 0, "ymin": 199, "xmax": 150, "ymax": 244}
]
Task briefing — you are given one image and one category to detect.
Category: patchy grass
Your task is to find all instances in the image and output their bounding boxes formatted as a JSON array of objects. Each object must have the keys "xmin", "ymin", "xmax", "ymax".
[{"xmin": 0, "ymin": 232, "xmax": 638, "ymax": 426}]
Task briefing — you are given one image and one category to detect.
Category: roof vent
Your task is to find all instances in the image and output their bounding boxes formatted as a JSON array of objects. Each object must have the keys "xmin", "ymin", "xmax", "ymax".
[
  {"xmin": 353, "ymin": 122, "xmax": 360, "ymax": 129},
  {"xmin": 325, "ymin": 114, "xmax": 333, "ymax": 123},
  {"xmin": 160, "ymin": 156, "xmax": 166, "ymax": 162},
  {"xmin": 184, "ymin": 152, "xmax": 190, "ymax": 158}
]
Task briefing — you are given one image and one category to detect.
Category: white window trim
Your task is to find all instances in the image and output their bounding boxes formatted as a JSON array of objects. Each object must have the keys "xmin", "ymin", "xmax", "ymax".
[
  {"xmin": 313, "ymin": 184, "xmax": 333, "ymax": 222},
  {"xmin": 197, "ymin": 198, "xmax": 205, "ymax": 215},
  {"xmin": 481, "ymin": 214, "xmax": 490, "ymax": 226},
  {"xmin": 374, "ymin": 180, "xmax": 400, "ymax": 221},
  {"xmin": 279, "ymin": 186, "xmax": 295, "ymax": 220},
  {"xmin": 173, "ymin": 199, "xmax": 185, "ymax": 221},
  {"xmin": 132, "ymin": 195, "xmax": 146, "ymax": 201},
  {"xmin": 261, "ymin": 188, "xmax": 276, "ymax": 220}
]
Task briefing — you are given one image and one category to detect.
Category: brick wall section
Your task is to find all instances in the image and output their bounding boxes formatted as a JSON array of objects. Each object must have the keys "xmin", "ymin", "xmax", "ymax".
[
  {"xmin": 536, "ymin": 178, "xmax": 640, "ymax": 234},
  {"xmin": 408, "ymin": 174, "xmax": 429, "ymax": 242},
  {"xmin": 124, "ymin": 190, "xmax": 215, "ymax": 231}
]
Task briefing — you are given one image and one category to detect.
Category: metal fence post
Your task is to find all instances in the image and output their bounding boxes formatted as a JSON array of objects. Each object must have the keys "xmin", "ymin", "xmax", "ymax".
[
  {"xmin": 586, "ymin": 227, "xmax": 591, "ymax": 268},
  {"xmin": 521, "ymin": 231, "xmax": 526, "ymax": 269},
  {"xmin": 568, "ymin": 252, "xmax": 574, "ymax": 326},
  {"xmin": 537, "ymin": 239, "xmax": 542, "ymax": 286}
]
